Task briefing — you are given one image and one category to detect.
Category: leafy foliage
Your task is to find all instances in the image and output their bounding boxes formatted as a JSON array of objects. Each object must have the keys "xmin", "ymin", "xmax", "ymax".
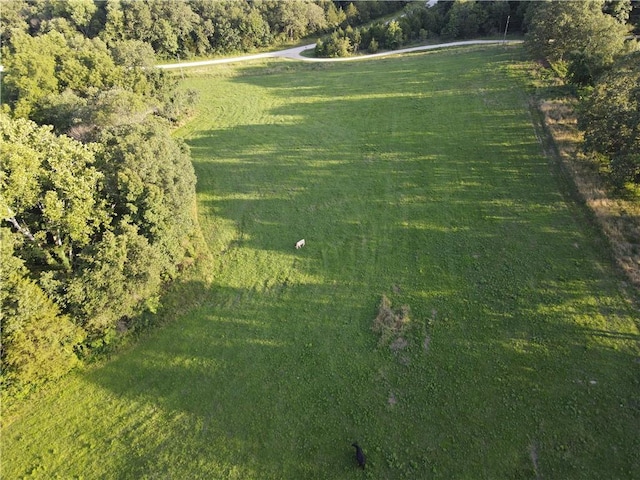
[
  {"xmin": 0, "ymin": 0, "xmax": 403, "ymax": 62},
  {"xmin": 525, "ymin": 0, "xmax": 628, "ymax": 84},
  {"xmin": 64, "ymin": 226, "xmax": 163, "ymax": 343},
  {"xmin": 579, "ymin": 52, "xmax": 640, "ymax": 186},
  {"xmin": 522, "ymin": 1, "xmax": 638, "ymax": 186},
  {"xmin": 0, "ymin": 112, "xmax": 198, "ymax": 393},
  {"xmin": 316, "ymin": 0, "xmax": 526, "ymax": 58},
  {"xmin": 0, "ymin": 0, "xmax": 205, "ymax": 398},
  {"xmin": 441, "ymin": 0, "xmax": 487, "ymax": 39},
  {"xmin": 0, "ymin": 114, "xmax": 106, "ymax": 268},
  {"xmin": 96, "ymin": 119, "xmax": 197, "ymax": 276},
  {"xmin": 0, "ymin": 229, "xmax": 85, "ymax": 398}
]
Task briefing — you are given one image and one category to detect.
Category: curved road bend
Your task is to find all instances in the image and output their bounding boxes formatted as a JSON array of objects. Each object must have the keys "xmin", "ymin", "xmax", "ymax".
[{"xmin": 157, "ymin": 39, "xmax": 524, "ymax": 69}]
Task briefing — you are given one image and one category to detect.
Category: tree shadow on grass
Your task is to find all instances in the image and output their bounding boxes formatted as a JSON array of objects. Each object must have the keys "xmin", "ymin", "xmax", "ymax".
[
  {"xmin": 85, "ymin": 274, "xmax": 640, "ymax": 478},
  {"xmin": 86, "ymin": 280, "xmax": 409, "ymax": 478}
]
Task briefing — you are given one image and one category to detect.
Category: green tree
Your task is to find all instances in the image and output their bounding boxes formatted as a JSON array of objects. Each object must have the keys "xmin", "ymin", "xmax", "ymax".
[
  {"xmin": 480, "ymin": 0, "xmax": 510, "ymax": 36},
  {"xmin": 385, "ymin": 20, "xmax": 403, "ymax": 50},
  {"xmin": 0, "ymin": 114, "xmax": 107, "ymax": 270},
  {"xmin": 52, "ymin": 0, "xmax": 97, "ymax": 35},
  {"xmin": 109, "ymin": 39, "xmax": 157, "ymax": 92},
  {"xmin": 603, "ymin": 0, "xmax": 633, "ymax": 23},
  {"xmin": 0, "ymin": 0, "xmax": 30, "ymax": 45},
  {"xmin": 442, "ymin": 0, "xmax": 487, "ymax": 39},
  {"xmin": 275, "ymin": 0, "xmax": 326, "ymax": 41},
  {"xmin": 578, "ymin": 52, "xmax": 640, "ymax": 186},
  {"xmin": 101, "ymin": 0, "xmax": 126, "ymax": 46},
  {"xmin": 103, "ymin": 0, "xmax": 197, "ymax": 58},
  {"xmin": 96, "ymin": 119, "xmax": 197, "ymax": 277},
  {"xmin": 525, "ymin": 1, "xmax": 628, "ymax": 65},
  {"xmin": 56, "ymin": 34, "xmax": 120, "ymax": 95},
  {"xmin": 418, "ymin": 3, "xmax": 446, "ymax": 38},
  {"xmin": 1, "ymin": 29, "xmax": 63, "ymax": 117},
  {"xmin": 325, "ymin": 2, "xmax": 346, "ymax": 29},
  {"xmin": 368, "ymin": 37, "xmax": 379, "ymax": 54},
  {"xmin": 64, "ymin": 225, "xmax": 163, "ymax": 343},
  {"xmin": 1, "ymin": 228, "xmax": 85, "ymax": 397},
  {"xmin": 324, "ymin": 31, "xmax": 352, "ymax": 57},
  {"xmin": 344, "ymin": 3, "xmax": 358, "ymax": 26},
  {"xmin": 2, "ymin": 27, "xmax": 123, "ymax": 119}
]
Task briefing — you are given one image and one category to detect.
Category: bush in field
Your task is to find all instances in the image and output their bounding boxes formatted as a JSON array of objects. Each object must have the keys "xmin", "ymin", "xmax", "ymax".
[{"xmin": 372, "ymin": 295, "xmax": 411, "ymax": 347}]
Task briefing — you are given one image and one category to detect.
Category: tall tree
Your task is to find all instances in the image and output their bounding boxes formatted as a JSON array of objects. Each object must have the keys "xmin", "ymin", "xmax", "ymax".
[
  {"xmin": 442, "ymin": 0, "xmax": 487, "ymax": 39},
  {"xmin": 51, "ymin": 0, "xmax": 98, "ymax": 36},
  {"xmin": 578, "ymin": 52, "xmax": 640, "ymax": 186},
  {"xmin": 525, "ymin": 0, "xmax": 628, "ymax": 65},
  {"xmin": 64, "ymin": 225, "xmax": 164, "ymax": 342},
  {"xmin": 1, "ymin": 29, "xmax": 63, "ymax": 117},
  {"xmin": 96, "ymin": 119, "xmax": 197, "ymax": 276},
  {"xmin": 1, "ymin": 28, "xmax": 122, "ymax": 118},
  {"xmin": 0, "ymin": 114, "xmax": 107, "ymax": 270},
  {"xmin": 1, "ymin": 228, "xmax": 85, "ymax": 397}
]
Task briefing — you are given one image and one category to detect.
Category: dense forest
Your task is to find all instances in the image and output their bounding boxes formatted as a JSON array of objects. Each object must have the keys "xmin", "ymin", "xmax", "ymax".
[{"xmin": 1, "ymin": 0, "xmax": 639, "ymax": 399}]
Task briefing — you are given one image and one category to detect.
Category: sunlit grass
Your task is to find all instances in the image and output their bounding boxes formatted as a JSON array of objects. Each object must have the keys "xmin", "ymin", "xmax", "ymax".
[{"xmin": 3, "ymin": 46, "xmax": 639, "ymax": 479}]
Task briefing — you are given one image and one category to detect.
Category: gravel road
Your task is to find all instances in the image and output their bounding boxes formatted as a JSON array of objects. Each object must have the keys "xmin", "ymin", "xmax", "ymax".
[{"xmin": 157, "ymin": 39, "xmax": 523, "ymax": 70}]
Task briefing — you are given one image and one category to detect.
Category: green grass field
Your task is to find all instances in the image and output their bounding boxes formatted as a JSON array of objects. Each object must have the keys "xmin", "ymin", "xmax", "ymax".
[{"xmin": 3, "ymin": 45, "xmax": 639, "ymax": 479}]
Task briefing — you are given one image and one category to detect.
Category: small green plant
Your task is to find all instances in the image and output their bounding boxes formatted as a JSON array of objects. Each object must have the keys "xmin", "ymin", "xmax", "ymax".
[{"xmin": 368, "ymin": 38, "xmax": 379, "ymax": 54}]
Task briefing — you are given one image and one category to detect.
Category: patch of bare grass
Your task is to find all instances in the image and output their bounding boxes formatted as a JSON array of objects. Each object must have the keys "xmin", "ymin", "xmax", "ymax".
[{"xmin": 372, "ymin": 295, "xmax": 410, "ymax": 348}]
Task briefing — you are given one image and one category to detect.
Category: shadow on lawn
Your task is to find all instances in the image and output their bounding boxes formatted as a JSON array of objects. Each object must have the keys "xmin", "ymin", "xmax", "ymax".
[
  {"xmin": 86, "ymin": 277, "xmax": 640, "ymax": 478},
  {"xmin": 87, "ymin": 279, "xmax": 398, "ymax": 478}
]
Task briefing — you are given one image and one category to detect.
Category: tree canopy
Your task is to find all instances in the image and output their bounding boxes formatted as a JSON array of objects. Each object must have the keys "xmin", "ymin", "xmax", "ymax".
[
  {"xmin": 524, "ymin": 0, "xmax": 639, "ymax": 186},
  {"xmin": 525, "ymin": 0, "xmax": 630, "ymax": 84},
  {"xmin": 579, "ymin": 52, "xmax": 640, "ymax": 186},
  {"xmin": 316, "ymin": 0, "xmax": 527, "ymax": 58}
]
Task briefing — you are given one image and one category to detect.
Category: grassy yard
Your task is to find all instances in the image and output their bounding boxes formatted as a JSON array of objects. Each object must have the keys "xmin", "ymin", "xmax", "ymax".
[{"xmin": 3, "ymin": 45, "xmax": 639, "ymax": 479}]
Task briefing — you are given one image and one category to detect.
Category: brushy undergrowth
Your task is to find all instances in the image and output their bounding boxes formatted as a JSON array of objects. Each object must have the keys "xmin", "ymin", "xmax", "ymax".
[
  {"xmin": 512, "ymin": 59, "xmax": 640, "ymax": 290},
  {"xmin": 372, "ymin": 294, "xmax": 410, "ymax": 347}
]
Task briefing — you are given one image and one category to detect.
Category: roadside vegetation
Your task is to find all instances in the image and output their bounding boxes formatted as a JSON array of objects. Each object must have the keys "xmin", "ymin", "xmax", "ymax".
[{"xmin": 315, "ymin": 0, "xmax": 525, "ymax": 57}]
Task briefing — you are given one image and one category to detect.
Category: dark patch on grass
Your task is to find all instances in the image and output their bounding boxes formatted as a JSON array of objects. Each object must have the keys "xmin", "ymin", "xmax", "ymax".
[{"xmin": 372, "ymin": 295, "xmax": 411, "ymax": 348}]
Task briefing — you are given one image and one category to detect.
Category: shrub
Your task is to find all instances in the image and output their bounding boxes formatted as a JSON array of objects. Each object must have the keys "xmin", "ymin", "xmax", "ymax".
[
  {"xmin": 371, "ymin": 294, "xmax": 410, "ymax": 347},
  {"xmin": 368, "ymin": 38, "xmax": 379, "ymax": 54}
]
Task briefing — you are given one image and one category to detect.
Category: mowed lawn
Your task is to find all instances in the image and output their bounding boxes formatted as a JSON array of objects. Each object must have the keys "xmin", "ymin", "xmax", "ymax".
[{"xmin": 3, "ymin": 46, "xmax": 639, "ymax": 479}]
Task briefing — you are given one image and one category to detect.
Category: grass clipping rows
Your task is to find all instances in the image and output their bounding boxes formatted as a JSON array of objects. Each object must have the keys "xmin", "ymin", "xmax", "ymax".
[{"xmin": 372, "ymin": 294, "xmax": 411, "ymax": 348}]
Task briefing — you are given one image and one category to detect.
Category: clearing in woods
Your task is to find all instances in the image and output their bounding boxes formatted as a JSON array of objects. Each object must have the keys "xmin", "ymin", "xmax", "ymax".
[{"xmin": 2, "ymin": 45, "xmax": 639, "ymax": 479}]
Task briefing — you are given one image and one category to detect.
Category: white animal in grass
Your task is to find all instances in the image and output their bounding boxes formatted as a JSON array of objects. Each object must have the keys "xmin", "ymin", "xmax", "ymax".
[{"xmin": 295, "ymin": 239, "xmax": 305, "ymax": 249}]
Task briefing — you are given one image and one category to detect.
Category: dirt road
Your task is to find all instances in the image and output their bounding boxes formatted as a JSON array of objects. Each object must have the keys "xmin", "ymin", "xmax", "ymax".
[{"xmin": 157, "ymin": 39, "xmax": 523, "ymax": 70}]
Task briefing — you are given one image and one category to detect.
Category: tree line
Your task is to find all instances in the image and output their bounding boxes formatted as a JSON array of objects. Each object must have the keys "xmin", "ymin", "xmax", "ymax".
[
  {"xmin": 1, "ymin": 0, "xmax": 404, "ymax": 60},
  {"xmin": 316, "ymin": 0, "xmax": 527, "ymax": 57},
  {"xmin": 0, "ymin": 1, "xmax": 402, "ymax": 399},
  {"xmin": 525, "ymin": 0, "xmax": 639, "ymax": 188}
]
